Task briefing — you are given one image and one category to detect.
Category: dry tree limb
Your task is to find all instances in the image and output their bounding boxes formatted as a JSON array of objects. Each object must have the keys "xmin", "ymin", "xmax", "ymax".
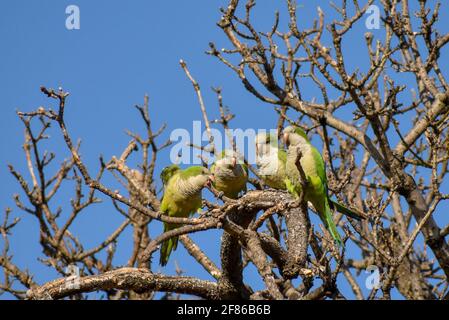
[
  {"xmin": 26, "ymin": 268, "xmax": 219, "ymax": 300},
  {"xmin": 179, "ymin": 235, "xmax": 222, "ymax": 279}
]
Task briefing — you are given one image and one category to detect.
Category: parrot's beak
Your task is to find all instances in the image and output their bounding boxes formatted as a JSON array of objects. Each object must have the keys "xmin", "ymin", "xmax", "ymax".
[
  {"xmin": 283, "ymin": 132, "xmax": 290, "ymax": 146},
  {"xmin": 208, "ymin": 174, "xmax": 215, "ymax": 184}
]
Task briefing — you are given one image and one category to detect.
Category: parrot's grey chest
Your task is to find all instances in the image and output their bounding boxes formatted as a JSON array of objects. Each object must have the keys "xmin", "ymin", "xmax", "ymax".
[
  {"xmin": 288, "ymin": 143, "xmax": 317, "ymax": 179},
  {"xmin": 257, "ymin": 152, "xmax": 282, "ymax": 176}
]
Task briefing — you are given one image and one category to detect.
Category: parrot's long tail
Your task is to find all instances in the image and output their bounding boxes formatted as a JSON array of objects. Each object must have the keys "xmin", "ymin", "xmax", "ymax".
[
  {"xmin": 329, "ymin": 199, "xmax": 366, "ymax": 221},
  {"xmin": 159, "ymin": 223, "xmax": 179, "ymax": 266},
  {"xmin": 322, "ymin": 201, "xmax": 343, "ymax": 247}
]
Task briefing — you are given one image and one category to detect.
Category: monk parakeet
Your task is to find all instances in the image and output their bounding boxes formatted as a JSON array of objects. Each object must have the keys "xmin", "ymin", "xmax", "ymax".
[
  {"xmin": 255, "ymin": 132, "xmax": 288, "ymax": 190},
  {"xmin": 210, "ymin": 150, "xmax": 248, "ymax": 199},
  {"xmin": 159, "ymin": 165, "xmax": 211, "ymax": 266},
  {"xmin": 283, "ymin": 126, "xmax": 365, "ymax": 247}
]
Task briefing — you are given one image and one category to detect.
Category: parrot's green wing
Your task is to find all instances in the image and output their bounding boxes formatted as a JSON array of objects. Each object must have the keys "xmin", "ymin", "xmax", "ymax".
[
  {"xmin": 310, "ymin": 148, "xmax": 366, "ymax": 221},
  {"xmin": 311, "ymin": 146, "xmax": 343, "ymax": 247},
  {"xmin": 293, "ymin": 126, "xmax": 309, "ymax": 141},
  {"xmin": 311, "ymin": 147, "xmax": 327, "ymax": 190},
  {"xmin": 160, "ymin": 223, "xmax": 180, "ymax": 266},
  {"xmin": 323, "ymin": 201, "xmax": 343, "ymax": 247},
  {"xmin": 330, "ymin": 200, "xmax": 366, "ymax": 221},
  {"xmin": 161, "ymin": 164, "xmax": 180, "ymax": 186}
]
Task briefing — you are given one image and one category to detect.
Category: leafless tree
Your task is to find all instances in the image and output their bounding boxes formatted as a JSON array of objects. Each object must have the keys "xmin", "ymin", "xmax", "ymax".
[{"xmin": 1, "ymin": 0, "xmax": 449, "ymax": 300}]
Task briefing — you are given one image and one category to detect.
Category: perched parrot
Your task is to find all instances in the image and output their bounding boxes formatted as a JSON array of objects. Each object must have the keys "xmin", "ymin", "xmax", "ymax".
[
  {"xmin": 210, "ymin": 150, "xmax": 248, "ymax": 199},
  {"xmin": 159, "ymin": 165, "xmax": 211, "ymax": 266},
  {"xmin": 255, "ymin": 132, "xmax": 288, "ymax": 190},
  {"xmin": 282, "ymin": 126, "xmax": 365, "ymax": 247}
]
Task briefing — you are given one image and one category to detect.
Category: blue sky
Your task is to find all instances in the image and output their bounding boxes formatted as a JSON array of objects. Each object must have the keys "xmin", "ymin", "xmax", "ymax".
[{"xmin": 1, "ymin": 1, "xmax": 448, "ymax": 300}]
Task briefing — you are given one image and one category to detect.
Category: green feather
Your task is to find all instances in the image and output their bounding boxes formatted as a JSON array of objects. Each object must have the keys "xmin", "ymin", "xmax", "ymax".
[
  {"xmin": 160, "ymin": 164, "xmax": 180, "ymax": 186},
  {"xmin": 329, "ymin": 200, "xmax": 365, "ymax": 221},
  {"xmin": 322, "ymin": 200, "xmax": 343, "ymax": 247},
  {"xmin": 292, "ymin": 126, "xmax": 309, "ymax": 141},
  {"xmin": 160, "ymin": 223, "xmax": 179, "ymax": 266},
  {"xmin": 179, "ymin": 165, "xmax": 208, "ymax": 179}
]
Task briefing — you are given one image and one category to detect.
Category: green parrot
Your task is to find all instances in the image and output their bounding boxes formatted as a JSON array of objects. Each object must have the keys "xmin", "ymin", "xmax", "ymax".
[
  {"xmin": 255, "ymin": 132, "xmax": 288, "ymax": 190},
  {"xmin": 210, "ymin": 150, "xmax": 248, "ymax": 199},
  {"xmin": 159, "ymin": 165, "xmax": 211, "ymax": 266},
  {"xmin": 282, "ymin": 126, "xmax": 365, "ymax": 247}
]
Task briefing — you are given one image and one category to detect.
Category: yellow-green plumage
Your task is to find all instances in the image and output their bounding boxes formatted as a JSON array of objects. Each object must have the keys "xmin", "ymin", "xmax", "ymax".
[
  {"xmin": 159, "ymin": 165, "xmax": 210, "ymax": 266},
  {"xmin": 284, "ymin": 126, "xmax": 344, "ymax": 246}
]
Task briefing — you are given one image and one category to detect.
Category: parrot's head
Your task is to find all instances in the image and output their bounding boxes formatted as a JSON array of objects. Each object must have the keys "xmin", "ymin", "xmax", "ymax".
[
  {"xmin": 255, "ymin": 132, "xmax": 279, "ymax": 156},
  {"xmin": 181, "ymin": 166, "xmax": 213, "ymax": 188},
  {"xmin": 212, "ymin": 149, "xmax": 247, "ymax": 181},
  {"xmin": 216, "ymin": 150, "xmax": 239, "ymax": 168},
  {"xmin": 283, "ymin": 126, "xmax": 309, "ymax": 147}
]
